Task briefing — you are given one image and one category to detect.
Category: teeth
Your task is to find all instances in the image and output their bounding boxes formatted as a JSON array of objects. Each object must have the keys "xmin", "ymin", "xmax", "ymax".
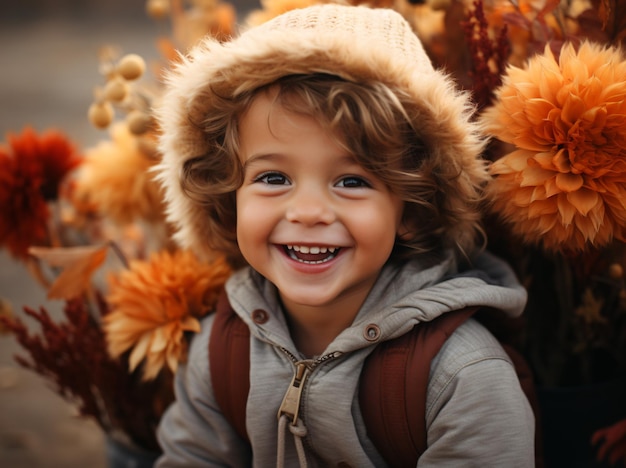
[
  {"xmin": 285, "ymin": 245, "xmax": 340, "ymax": 264},
  {"xmin": 288, "ymin": 245, "xmax": 338, "ymax": 253}
]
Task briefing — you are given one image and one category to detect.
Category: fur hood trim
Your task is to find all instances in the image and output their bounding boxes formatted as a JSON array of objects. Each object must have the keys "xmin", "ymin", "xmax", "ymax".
[{"xmin": 155, "ymin": 4, "xmax": 488, "ymax": 260}]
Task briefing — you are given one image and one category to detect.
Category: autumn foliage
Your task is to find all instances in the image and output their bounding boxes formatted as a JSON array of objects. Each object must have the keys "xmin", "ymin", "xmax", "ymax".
[{"xmin": 0, "ymin": 297, "xmax": 171, "ymax": 451}]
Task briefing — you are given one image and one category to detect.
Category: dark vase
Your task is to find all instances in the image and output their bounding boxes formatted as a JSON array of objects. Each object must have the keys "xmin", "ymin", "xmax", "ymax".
[
  {"xmin": 538, "ymin": 377, "xmax": 626, "ymax": 468},
  {"xmin": 105, "ymin": 436, "xmax": 162, "ymax": 468}
]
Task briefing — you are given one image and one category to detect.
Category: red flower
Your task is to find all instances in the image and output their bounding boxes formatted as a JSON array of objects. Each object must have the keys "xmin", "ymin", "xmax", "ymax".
[
  {"xmin": 8, "ymin": 127, "xmax": 81, "ymax": 200},
  {"xmin": 0, "ymin": 127, "xmax": 81, "ymax": 259}
]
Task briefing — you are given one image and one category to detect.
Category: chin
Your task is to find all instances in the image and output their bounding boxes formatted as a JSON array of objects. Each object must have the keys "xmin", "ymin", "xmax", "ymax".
[{"xmin": 279, "ymin": 290, "xmax": 337, "ymax": 309}]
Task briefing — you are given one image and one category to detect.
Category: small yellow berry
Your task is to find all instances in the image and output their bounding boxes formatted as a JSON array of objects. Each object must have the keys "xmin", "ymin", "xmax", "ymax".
[
  {"xmin": 88, "ymin": 101, "xmax": 114, "ymax": 129},
  {"xmin": 103, "ymin": 78, "xmax": 129, "ymax": 102},
  {"xmin": 146, "ymin": 0, "xmax": 170, "ymax": 19},
  {"xmin": 126, "ymin": 110, "xmax": 153, "ymax": 135},
  {"xmin": 117, "ymin": 54, "xmax": 146, "ymax": 81},
  {"xmin": 609, "ymin": 263, "xmax": 624, "ymax": 279},
  {"xmin": 428, "ymin": 0, "xmax": 452, "ymax": 10}
]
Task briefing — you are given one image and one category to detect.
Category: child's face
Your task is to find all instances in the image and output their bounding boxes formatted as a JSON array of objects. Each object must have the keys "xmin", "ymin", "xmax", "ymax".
[{"xmin": 235, "ymin": 88, "xmax": 404, "ymax": 316}]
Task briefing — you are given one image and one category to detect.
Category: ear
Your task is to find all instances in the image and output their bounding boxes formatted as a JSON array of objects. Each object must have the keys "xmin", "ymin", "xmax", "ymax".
[{"xmin": 397, "ymin": 217, "xmax": 416, "ymax": 241}]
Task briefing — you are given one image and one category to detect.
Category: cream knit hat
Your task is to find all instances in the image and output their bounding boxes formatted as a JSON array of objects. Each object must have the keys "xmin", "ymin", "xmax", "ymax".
[{"xmin": 156, "ymin": 3, "xmax": 488, "ymax": 261}]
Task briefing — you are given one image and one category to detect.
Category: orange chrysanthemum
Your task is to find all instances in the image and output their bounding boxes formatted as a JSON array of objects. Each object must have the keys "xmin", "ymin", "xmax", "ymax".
[
  {"xmin": 482, "ymin": 42, "xmax": 626, "ymax": 252},
  {"xmin": 104, "ymin": 250, "xmax": 231, "ymax": 380},
  {"xmin": 0, "ymin": 127, "xmax": 81, "ymax": 259},
  {"xmin": 73, "ymin": 123, "xmax": 164, "ymax": 226}
]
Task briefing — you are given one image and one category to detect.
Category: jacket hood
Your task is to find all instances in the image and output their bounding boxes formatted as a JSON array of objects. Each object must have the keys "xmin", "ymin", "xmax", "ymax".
[{"xmin": 154, "ymin": 4, "xmax": 488, "ymax": 260}]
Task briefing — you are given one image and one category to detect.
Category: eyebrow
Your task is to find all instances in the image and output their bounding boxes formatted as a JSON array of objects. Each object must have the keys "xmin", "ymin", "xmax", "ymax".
[
  {"xmin": 242, "ymin": 152, "xmax": 359, "ymax": 169},
  {"xmin": 243, "ymin": 152, "xmax": 285, "ymax": 164},
  {"xmin": 241, "ymin": 153, "xmax": 286, "ymax": 173}
]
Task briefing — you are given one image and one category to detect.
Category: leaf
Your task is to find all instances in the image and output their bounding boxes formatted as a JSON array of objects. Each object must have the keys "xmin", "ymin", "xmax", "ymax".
[
  {"xmin": 29, "ymin": 245, "xmax": 109, "ymax": 300},
  {"xmin": 595, "ymin": 0, "xmax": 626, "ymax": 44},
  {"xmin": 536, "ymin": 0, "xmax": 561, "ymax": 19}
]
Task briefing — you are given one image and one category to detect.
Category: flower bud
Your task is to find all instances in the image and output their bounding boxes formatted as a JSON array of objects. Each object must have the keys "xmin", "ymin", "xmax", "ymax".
[
  {"xmin": 146, "ymin": 0, "xmax": 170, "ymax": 19},
  {"xmin": 88, "ymin": 101, "xmax": 114, "ymax": 129},
  {"xmin": 428, "ymin": 0, "xmax": 452, "ymax": 10},
  {"xmin": 103, "ymin": 78, "xmax": 129, "ymax": 102},
  {"xmin": 117, "ymin": 54, "xmax": 146, "ymax": 81},
  {"xmin": 127, "ymin": 110, "xmax": 153, "ymax": 135}
]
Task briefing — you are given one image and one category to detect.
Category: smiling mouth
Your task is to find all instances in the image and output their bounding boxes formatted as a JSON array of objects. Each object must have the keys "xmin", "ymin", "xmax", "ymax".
[{"xmin": 284, "ymin": 245, "xmax": 340, "ymax": 264}]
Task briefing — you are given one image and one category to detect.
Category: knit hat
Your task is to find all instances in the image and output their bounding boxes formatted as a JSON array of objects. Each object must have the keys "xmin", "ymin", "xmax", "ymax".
[{"xmin": 155, "ymin": 3, "xmax": 488, "ymax": 261}]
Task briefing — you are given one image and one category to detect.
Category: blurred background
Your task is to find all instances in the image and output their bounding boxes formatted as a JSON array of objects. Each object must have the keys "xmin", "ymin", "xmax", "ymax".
[{"xmin": 0, "ymin": 1, "xmax": 255, "ymax": 466}]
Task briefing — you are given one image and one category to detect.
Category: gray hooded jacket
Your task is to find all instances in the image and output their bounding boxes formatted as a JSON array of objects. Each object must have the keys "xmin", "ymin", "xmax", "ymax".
[{"xmin": 156, "ymin": 251, "xmax": 534, "ymax": 467}]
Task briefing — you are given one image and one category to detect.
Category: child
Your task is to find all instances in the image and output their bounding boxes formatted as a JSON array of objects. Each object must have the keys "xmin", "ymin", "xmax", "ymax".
[{"xmin": 154, "ymin": 4, "xmax": 535, "ymax": 466}]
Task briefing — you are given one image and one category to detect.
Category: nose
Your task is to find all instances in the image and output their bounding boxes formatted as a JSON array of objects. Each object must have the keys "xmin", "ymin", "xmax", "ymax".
[{"xmin": 285, "ymin": 185, "xmax": 336, "ymax": 226}]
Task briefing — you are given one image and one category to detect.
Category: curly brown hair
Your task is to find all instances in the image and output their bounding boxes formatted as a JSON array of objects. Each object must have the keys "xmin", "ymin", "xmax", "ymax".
[{"xmin": 180, "ymin": 74, "xmax": 485, "ymax": 267}]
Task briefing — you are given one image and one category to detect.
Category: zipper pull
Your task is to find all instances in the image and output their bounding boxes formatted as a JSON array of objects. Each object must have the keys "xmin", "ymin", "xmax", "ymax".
[{"xmin": 277, "ymin": 362, "xmax": 310, "ymax": 425}]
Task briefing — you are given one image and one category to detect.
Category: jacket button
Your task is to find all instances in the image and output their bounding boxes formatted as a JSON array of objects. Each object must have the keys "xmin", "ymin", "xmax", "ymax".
[
  {"xmin": 251, "ymin": 309, "xmax": 269, "ymax": 324},
  {"xmin": 363, "ymin": 324, "xmax": 381, "ymax": 341}
]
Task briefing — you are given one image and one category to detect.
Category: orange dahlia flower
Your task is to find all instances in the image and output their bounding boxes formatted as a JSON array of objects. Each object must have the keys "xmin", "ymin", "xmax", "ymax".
[
  {"xmin": 0, "ymin": 128, "xmax": 81, "ymax": 259},
  {"xmin": 73, "ymin": 123, "xmax": 164, "ymax": 226},
  {"xmin": 104, "ymin": 250, "xmax": 231, "ymax": 380},
  {"xmin": 482, "ymin": 42, "xmax": 626, "ymax": 252}
]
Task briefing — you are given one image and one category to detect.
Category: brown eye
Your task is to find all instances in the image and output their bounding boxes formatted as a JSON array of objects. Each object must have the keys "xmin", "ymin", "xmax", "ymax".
[
  {"xmin": 337, "ymin": 176, "xmax": 370, "ymax": 188},
  {"xmin": 255, "ymin": 172, "xmax": 289, "ymax": 185}
]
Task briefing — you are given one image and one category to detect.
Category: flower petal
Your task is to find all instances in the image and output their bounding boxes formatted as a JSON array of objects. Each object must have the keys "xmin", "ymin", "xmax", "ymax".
[
  {"xmin": 567, "ymin": 188, "xmax": 599, "ymax": 216},
  {"xmin": 128, "ymin": 332, "xmax": 151, "ymax": 371},
  {"xmin": 555, "ymin": 173, "xmax": 584, "ymax": 192},
  {"xmin": 103, "ymin": 250, "xmax": 231, "ymax": 380},
  {"xmin": 484, "ymin": 41, "xmax": 626, "ymax": 252}
]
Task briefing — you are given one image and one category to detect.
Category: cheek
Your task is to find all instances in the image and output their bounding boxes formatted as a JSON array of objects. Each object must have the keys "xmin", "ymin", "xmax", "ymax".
[
  {"xmin": 235, "ymin": 199, "xmax": 257, "ymax": 264},
  {"xmin": 235, "ymin": 193, "xmax": 272, "ymax": 247},
  {"xmin": 235, "ymin": 193, "xmax": 253, "ymax": 239},
  {"xmin": 380, "ymin": 197, "xmax": 405, "ymax": 233},
  {"xmin": 354, "ymin": 202, "xmax": 402, "ymax": 246},
  {"xmin": 237, "ymin": 192, "xmax": 265, "ymax": 219}
]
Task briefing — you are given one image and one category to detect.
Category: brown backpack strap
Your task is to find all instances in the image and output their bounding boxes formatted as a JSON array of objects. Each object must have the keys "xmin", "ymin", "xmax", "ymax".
[
  {"xmin": 209, "ymin": 291, "xmax": 251, "ymax": 442},
  {"xmin": 208, "ymin": 298, "xmax": 541, "ymax": 466},
  {"xmin": 359, "ymin": 307, "xmax": 477, "ymax": 468}
]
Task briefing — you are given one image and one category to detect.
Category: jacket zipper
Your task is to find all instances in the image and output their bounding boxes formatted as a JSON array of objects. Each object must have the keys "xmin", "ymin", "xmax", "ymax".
[{"xmin": 277, "ymin": 348, "xmax": 342, "ymax": 425}]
